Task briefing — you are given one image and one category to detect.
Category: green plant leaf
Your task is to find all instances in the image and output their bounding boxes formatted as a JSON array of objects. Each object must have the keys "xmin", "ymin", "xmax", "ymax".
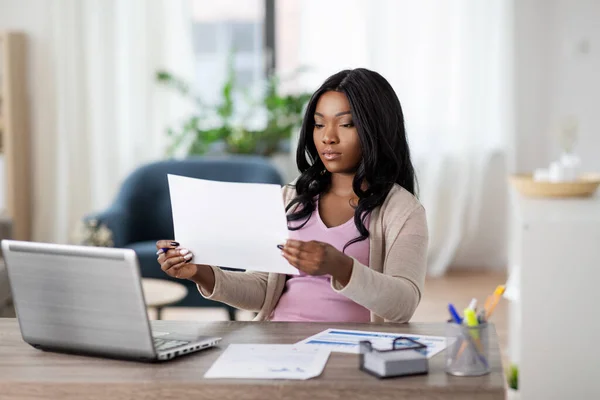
[
  {"xmin": 156, "ymin": 70, "xmax": 191, "ymax": 97},
  {"xmin": 506, "ymin": 364, "xmax": 518, "ymax": 390},
  {"xmin": 157, "ymin": 50, "xmax": 312, "ymax": 158}
]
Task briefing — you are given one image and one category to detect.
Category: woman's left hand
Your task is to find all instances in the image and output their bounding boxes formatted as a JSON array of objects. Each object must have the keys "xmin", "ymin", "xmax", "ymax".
[{"xmin": 280, "ymin": 239, "xmax": 354, "ymax": 285}]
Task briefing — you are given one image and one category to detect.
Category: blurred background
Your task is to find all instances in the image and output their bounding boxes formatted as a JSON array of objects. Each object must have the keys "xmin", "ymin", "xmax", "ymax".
[{"xmin": 0, "ymin": 1, "xmax": 599, "ymax": 397}]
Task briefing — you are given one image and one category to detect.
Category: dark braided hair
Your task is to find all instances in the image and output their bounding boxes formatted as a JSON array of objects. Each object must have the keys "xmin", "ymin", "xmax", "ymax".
[{"xmin": 286, "ymin": 68, "xmax": 417, "ymax": 251}]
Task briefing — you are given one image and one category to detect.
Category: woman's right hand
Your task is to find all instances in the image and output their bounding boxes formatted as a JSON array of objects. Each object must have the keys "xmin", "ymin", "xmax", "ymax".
[{"xmin": 155, "ymin": 240, "xmax": 198, "ymax": 280}]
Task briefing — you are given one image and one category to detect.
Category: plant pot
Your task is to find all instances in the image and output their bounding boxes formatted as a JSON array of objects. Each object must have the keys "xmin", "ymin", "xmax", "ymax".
[{"xmin": 506, "ymin": 388, "xmax": 520, "ymax": 400}]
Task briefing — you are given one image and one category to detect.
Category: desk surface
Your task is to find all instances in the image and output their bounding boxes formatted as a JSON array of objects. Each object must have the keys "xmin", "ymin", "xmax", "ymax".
[{"xmin": 0, "ymin": 319, "xmax": 505, "ymax": 400}]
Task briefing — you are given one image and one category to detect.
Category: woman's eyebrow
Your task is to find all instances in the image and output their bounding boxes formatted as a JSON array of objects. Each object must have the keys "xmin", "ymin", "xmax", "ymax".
[{"xmin": 314, "ymin": 111, "xmax": 352, "ymax": 118}]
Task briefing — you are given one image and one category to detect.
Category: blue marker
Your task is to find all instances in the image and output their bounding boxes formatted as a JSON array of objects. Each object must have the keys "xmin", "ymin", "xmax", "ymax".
[{"xmin": 448, "ymin": 303, "xmax": 463, "ymax": 324}]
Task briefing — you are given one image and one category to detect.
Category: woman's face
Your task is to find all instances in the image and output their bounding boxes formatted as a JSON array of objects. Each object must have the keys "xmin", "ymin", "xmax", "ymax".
[{"xmin": 313, "ymin": 91, "xmax": 362, "ymax": 174}]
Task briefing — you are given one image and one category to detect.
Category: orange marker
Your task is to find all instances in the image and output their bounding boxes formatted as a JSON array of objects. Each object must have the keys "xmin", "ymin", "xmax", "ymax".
[{"xmin": 485, "ymin": 285, "xmax": 505, "ymax": 320}]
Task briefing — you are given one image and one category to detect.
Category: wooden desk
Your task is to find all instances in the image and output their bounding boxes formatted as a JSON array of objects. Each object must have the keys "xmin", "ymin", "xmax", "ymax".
[{"xmin": 0, "ymin": 319, "xmax": 506, "ymax": 400}]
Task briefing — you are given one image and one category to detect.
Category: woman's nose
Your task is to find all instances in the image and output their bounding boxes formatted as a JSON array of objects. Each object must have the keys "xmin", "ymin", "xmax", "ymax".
[{"xmin": 321, "ymin": 127, "xmax": 339, "ymax": 144}]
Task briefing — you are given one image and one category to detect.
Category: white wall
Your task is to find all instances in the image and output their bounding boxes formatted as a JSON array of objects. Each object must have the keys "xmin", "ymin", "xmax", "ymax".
[
  {"xmin": 514, "ymin": 0, "xmax": 600, "ymax": 174},
  {"xmin": 513, "ymin": 0, "xmax": 554, "ymax": 173},
  {"xmin": 548, "ymin": 0, "xmax": 600, "ymax": 173}
]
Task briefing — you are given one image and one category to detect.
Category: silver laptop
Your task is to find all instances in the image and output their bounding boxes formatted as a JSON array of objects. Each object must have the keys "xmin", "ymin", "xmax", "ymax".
[{"xmin": 1, "ymin": 240, "xmax": 221, "ymax": 362}]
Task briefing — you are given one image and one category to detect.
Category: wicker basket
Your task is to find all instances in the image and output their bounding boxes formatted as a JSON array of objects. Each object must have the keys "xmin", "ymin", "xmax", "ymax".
[{"xmin": 509, "ymin": 173, "xmax": 600, "ymax": 198}]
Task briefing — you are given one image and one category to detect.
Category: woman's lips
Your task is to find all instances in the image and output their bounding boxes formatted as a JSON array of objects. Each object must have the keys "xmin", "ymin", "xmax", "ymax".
[{"xmin": 322, "ymin": 152, "xmax": 341, "ymax": 161}]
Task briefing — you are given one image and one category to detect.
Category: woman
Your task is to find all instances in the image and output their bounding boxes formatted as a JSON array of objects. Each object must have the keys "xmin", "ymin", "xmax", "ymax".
[{"xmin": 156, "ymin": 68, "xmax": 428, "ymax": 323}]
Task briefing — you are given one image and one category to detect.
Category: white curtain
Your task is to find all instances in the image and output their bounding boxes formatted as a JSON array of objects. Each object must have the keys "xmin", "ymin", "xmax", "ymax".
[
  {"xmin": 295, "ymin": 0, "xmax": 513, "ymax": 275},
  {"xmin": 33, "ymin": 0, "xmax": 195, "ymax": 243}
]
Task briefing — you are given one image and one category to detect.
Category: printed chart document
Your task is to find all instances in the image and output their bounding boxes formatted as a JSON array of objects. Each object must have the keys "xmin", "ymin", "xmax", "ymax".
[
  {"xmin": 168, "ymin": 174, "xmax": 298, "ymax": 275},
  {"xmin": 204, "ymin": 344, "xmax": 331, "ymax": 380},
  {"xmin": 296, "ymin": 328, "xmax": 448, "ymax": 358}
]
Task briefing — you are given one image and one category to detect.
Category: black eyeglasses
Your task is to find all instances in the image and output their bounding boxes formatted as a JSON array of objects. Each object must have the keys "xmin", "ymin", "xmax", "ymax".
[{"xmin": 359, "ymin": 336, "xmax": 427, "ymax": 353}]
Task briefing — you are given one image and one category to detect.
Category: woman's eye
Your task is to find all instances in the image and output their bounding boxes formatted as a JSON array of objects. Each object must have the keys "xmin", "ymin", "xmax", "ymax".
[
  {"xmin": 314, "ymin": 123, "xmax": 324, "ymax": 129},
  {"xmin": 340, "ymin": 122, "xmax": 354, "ymax": 128}
]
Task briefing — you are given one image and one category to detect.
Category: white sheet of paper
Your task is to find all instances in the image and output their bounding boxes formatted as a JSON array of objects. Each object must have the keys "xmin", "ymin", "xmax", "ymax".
[
  {"xmin": 168, "ymin": 174, "xmax": 298, "ymax": 275},
  {"xmin": 204, "ymin": 344, "xmax": 331, "ymax": 380},
  {"xmin": 295, "ymin": 328, "xmax": 448, "ymax": 358}
]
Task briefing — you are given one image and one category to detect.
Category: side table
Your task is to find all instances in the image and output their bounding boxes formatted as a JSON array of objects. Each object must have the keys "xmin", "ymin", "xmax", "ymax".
[{"xmin": 141, "ymin": 278, "xmax": 188, "ymax": 320}]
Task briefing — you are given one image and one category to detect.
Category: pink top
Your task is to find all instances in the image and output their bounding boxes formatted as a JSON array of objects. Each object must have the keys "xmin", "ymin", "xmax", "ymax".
[{"xmin": 270, "ymin": 202, "xmax": 371, "ymax": 322}]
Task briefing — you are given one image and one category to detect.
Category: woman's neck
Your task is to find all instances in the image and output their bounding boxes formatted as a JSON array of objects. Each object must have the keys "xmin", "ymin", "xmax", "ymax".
[{"xmin": 329, "ymin": 173, "xmax": 356, "ymax": 198}]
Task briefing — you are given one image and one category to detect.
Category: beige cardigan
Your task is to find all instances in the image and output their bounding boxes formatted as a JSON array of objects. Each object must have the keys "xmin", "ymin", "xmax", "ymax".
[{"xmin": 199, "ymin": 183, "xmax": 428, "ymax": 323}]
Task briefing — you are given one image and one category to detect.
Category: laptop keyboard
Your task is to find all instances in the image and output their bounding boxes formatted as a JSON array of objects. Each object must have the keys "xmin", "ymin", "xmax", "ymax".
[{"xmin": 153, "ymin": 338, "xmax": 190, "ymax": 351}]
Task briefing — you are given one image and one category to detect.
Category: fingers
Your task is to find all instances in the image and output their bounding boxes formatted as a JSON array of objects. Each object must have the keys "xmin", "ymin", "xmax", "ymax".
[
  {"xmin": 159, "ymin": 248, "xmax": 192, "ymax": 270},
  {"xmin": 280, "ymin": 240, "xmax": 304, "ymax": 267},
  {"xmin": 157, "ymin": 248, "xmax": 191, "ymax": 263},
  {"xmin": 155, "ymin": 240, "xmax": 180, "ymax": 252},
  {"xmin": 283, "ymin": 239, "xmax": 306, "ymax": 250},
  {"xmin": 281, "ymin": 250, "xmax": 300, "ymax": 267},
  {"xmin": 170, "ymin": 262, "xmax": 199, "ymax": 279},
  {"xmin": 159, "ymin": 248, "xmax": 190, "ymax": 259},
  {"xmin": 166, "ymin": 261, "xmax": 187, "ymax": 277},
  {"xmin": 281, "ymin": 240, "xmax": 327, "ymax": 272},
  {"xmin": 284, "ymin": 239, "xmax": 325, "ymax": 252},
  {"xmin": 280, "ymin": 240, "xmax": 338, "ymax": 277},
  {"xmin": 159, "ymin": 255, "xmax": 182, "ymax": 272},
  {"xmin": 160, "ymin": 256, "xmax": 191, "ymax": 272},
  {"xmin": 281, "ymin": 245, "xmax": 306, "ymax": 259},
  {"xmin": 282, "ymin": 240, "xmax": 325, "ymax": 261}
]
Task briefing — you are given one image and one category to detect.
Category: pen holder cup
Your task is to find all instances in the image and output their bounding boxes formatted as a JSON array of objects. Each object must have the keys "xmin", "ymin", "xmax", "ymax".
[{"xmin": 445, "ymin": 321, "xmax": 491, "ymax": 377}]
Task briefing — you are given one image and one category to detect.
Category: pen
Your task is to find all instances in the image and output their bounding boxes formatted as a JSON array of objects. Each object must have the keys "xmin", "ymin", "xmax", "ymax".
[
  {"xmin": 485, "ymin": 285, "xmax": 506, "ymax": 320},
  {"xmin": 447, "ymin": 303, "xmax": 467, "ymax": 359},
  {"xmin": 484, "ymin": 295, "xmax": 492, "ymax": 312},
  {"xmin": 448, "ymin": 303, "xmax": 463, "ymax": 324}
]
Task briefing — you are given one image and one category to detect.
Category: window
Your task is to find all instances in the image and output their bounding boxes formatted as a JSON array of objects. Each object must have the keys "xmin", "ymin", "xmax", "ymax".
[{"xmin": 189, "ymin": 0, "xmax": 274, "ymax": 107}]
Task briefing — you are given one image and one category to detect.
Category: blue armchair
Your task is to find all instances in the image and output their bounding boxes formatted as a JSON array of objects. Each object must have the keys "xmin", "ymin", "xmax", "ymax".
[{"xmin": 84, "ymin": 155, "xmax": 284, "ymax": 320}]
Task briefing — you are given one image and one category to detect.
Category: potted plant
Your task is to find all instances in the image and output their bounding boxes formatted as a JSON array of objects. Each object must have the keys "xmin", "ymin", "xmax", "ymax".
[
  {"xmin": 156, "ymin": 57, "xmax": 312, "ymax": 161},
  {"xmin": 506, "ymin": 363, "xmax": 520, "ymax": 399},
  {"xmin": 72, "ymin": 219, "xmax": 114, "ymax": 247}
]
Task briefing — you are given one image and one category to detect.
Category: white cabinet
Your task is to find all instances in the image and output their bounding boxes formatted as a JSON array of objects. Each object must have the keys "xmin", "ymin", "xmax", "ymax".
[{"xmin": 509, "ymin": 191, "xmax": 600, "ymax": 399}]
